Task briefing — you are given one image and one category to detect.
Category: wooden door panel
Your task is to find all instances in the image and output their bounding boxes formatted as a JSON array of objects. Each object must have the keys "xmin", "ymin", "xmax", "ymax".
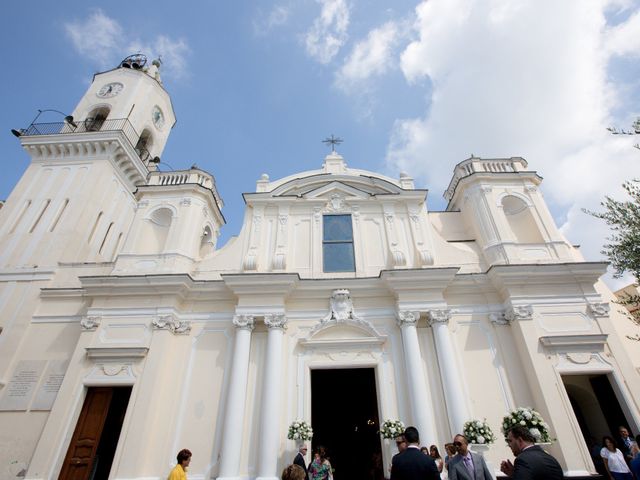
[{"xmin": 59, "ymin": 388, "xmax": 113, "ymax": 480}]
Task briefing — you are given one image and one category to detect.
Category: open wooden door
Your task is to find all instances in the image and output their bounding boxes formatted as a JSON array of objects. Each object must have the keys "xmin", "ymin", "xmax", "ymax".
[{"xmin": 59, "ymin": 388, "xmax": 113, "ymax": 480}]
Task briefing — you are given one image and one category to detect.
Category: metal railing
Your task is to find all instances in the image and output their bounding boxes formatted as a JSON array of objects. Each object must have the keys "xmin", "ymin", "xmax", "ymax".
[{"xmin": 20, "ymin": 118, "xmax": 146, "ymax": 162}]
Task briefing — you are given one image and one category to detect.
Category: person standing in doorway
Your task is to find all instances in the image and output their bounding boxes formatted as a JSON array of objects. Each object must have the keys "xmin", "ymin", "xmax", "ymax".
[
  {"xmin": 168, "ymin": 449, "xmax": 192, "ymax": 480},
  {"xmin": 390, "ymin": 426, "xmax": 439, "ymax": 480},
  {"xmin": 618, "ymin": 427, "xmax": 635, "ymax": 465},
  {"xmin": 390, "ymin": 434, "xmax": 408, "ymax": 475},
  {"xmin": 500, "ymin": 425, "xmax": 563, "ymax": 479},
  {"xmin": 308, "ymin": 445, "xmax": 333, "ymax": 480},
  {"xmin": 448, "ymin": 434, "xmax": 492, "ymax": 480},
  {"xmin": 293, "ymin": 444, "xmax": 308, "ymax": 472},
  {"xmin": 601, "ymin": 435, "xmax": 633, "ymax": 480}
]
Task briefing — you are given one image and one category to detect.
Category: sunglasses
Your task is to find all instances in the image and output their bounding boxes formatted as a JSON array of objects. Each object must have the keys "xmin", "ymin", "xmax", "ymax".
[{"xmin": 454, "ymin": 442, "xmax": 463, "ymax": 447}]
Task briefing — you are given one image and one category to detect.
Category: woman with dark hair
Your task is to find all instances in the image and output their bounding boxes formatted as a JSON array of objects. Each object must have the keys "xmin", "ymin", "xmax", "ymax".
[
  {"xmin": 430, "ymin": 445, "xmax": 444, "ymax": 476},
  {"xmin": 308, "ymin": 445, "xmax": 333, "ymax": 480},
  {"xmin": 601, "ymin": 436, "xmax": 632, "ymax": 480}
]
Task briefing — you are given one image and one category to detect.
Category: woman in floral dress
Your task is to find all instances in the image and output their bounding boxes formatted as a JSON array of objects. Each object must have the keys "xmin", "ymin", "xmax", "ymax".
[{"xmin": 308, "ymin": 445, "xmax": 332, "ymax": 480}]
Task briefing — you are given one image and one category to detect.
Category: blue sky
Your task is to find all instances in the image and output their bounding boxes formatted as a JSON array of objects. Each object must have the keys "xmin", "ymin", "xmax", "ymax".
[{"xmin": 2, "ymin": 1, "xmax": 640, "ymax": 287}]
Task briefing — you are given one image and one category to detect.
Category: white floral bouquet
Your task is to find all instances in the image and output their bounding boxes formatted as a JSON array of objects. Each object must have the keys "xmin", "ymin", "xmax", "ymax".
[
  {"xmin": 287, "ymin": 420, "xmax": 313, "ymax": 441},
  {"xmin": 463, "ymin": 419, "xmax": 496, "ymax": 445},
  {"xmin": 501, "ymin": 407, "xmax": 551, "ymax": 443},
  {"xmin": 380, "ymin": 419, "xmax": 405, "ymax": 439}
]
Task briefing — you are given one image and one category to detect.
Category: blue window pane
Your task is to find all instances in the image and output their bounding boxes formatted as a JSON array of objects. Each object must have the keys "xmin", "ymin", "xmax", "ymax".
[
  {"xmin": 323, "ymin": 215, "xmax": 353, "ymax": 242},
  {"xmin": 323, "ymin": 243, "xmax": 355, "ymax": 272}
]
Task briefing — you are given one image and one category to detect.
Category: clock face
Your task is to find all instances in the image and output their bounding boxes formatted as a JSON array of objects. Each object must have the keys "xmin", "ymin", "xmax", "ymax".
[
  {"xmin": 152, "ymin": 106, "xmax": 165, "ymax": 130},
  {"xmin": 97, "ymin": 82, "xmax": 123, "ymax": 98}
]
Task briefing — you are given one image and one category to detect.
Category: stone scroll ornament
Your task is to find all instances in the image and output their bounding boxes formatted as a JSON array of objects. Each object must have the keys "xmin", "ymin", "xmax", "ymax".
[
  {"xmin": 309, "ymin": 289, "xmax": 377, "ymax": 335},
  {"xmin": 152, "ymin": 314, "xmax": 191, "ymax": 334}
]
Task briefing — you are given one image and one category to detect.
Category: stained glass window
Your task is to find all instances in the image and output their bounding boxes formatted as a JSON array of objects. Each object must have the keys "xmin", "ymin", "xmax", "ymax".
[{"xmin": 323, "ymin": 215, "xmax": 355, "ymax": 272}]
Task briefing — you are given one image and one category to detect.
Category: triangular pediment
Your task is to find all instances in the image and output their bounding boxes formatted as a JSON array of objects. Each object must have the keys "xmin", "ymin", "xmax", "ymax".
[
  {"xmin": 270, "ymin": 173, "xmax": 404, "ymax": 197},
  {"xmin": 300, "ymin": 320, "xmax": 387, "ymax": 348},
  {"xmin": 302, "ymin": 181, "xmax": 372, "ymax": 200}
]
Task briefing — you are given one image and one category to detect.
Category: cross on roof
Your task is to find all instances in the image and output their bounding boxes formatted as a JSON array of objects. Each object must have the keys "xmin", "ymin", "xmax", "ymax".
[{"xmin": 322, "ymin": 134, "xmax": 343, "ymax": 153}]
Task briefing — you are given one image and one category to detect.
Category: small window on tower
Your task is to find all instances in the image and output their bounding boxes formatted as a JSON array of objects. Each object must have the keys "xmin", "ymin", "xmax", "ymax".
[{"xmin": 323, "ymin": 214, "xmax": 355, "ymax": 272}]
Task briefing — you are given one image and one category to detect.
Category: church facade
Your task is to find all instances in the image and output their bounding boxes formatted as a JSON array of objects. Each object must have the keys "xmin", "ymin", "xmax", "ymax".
[{"xmin": 1, "ymin": 57, "xmax": 639, "ymax": 480}]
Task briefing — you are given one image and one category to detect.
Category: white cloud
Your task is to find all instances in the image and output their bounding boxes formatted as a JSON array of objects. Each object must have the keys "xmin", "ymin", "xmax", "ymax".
[
  {"xmin": 64, "ymin": 9, "xmax": 122, "ymax": 66},
  {"xmin": 64, "ymin": 9, "xmax": 190, "ymax": 80},
  {"xmin": 606, "ymin": 8, "xmax": 640, "ymax": 56},
  {"xmin": 384, "ymin": 0, "xmax": 640, "ymax": 288},
  {"xmin": 304, "ymin": 0, "xmax": 350, "ymax": 64},
  {"xmin": 128, "ymin": 36, "xmax": 191, "ymax": 80},
  {"xmin": 254, "ymin": 4, "xmax": 291, "ymax": 35},
  {"xmin": 335, "ymin": 21, "xmax": 399, "ymax": 91}
]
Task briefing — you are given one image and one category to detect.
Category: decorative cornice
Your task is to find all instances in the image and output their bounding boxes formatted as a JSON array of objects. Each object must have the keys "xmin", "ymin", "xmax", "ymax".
[
  {"xmin": 80, "ymin": 315, "xmax": 101, "ymax": 331},
  {"xmin": 232, "ymin": 314, "xmax": 255, "ymax": 330},
  {"xmin": 539, "ymin": 334, "xmax": 608, "ymax": 349},
  {"xmin": 504, "ymin": 305, "xmax": 533, "ymax": 322},
  {"xmin": 587, "ymin": 302, "xmax": 610, "ymax": 318},
  {"xmin": 426, "ymin": 309, "xmax": 452, "ymax": 326},
  {"xmin": 152, "ymin": 313, "xmax": 191, "ymax": 334},
  {"xmin": 396, "ymin": 310, "xmax": 420, "ymax": 327},
  {"xmin": 264, "ymin": 313, "xmax": 287, "ymax": 330}
]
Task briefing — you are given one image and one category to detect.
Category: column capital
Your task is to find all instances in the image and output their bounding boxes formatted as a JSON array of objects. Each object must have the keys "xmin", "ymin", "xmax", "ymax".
[
  {"xmin": 426, "ymin": 309, "xmax": 451, "ymax": 326},
  {"xmin": 489, "ymin": 312, "xmax": 510, "ymax": 326},
  {"xmin": 80, "ymin": 315, "xmax": 101, "ymax": 331},
  {"xmin": 264, "ymin": 313, "xmax": 287, "ymax": 330},
  {"xmin": 233, "ymin": 314, "xmax": 255, "ymax": 330},
  {"xmin": 153, "ymin": 313, "xmax": 192, "ymax": 334},
  {"xmin": 504, "ymin": 304, "xmax": 533, "ymax": 322},
  {"xmin": 396, "ymin": 310, "xmax": 420, "ymax": 327}
]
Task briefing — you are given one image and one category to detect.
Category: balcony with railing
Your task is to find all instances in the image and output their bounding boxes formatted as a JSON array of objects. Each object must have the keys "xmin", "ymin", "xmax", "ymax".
[
  {"xmin": 15, "ymin": 118, "xmax": 151, "ymax": 163},
  {"xmin": 147, "ymin": 169, "xmax": 224, "ymax": 209},
  {"xmin": 444, "ymin": 156, "xmax": 528, "ymax": 201}
]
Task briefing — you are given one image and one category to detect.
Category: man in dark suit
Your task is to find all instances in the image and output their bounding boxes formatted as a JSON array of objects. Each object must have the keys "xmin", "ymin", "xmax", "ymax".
[
  {"xmin": 292, "ymin": 444, "xmax": 307, "ymax": 472},
  {"xmin": 618, "ymin": 426, "xmax": 634, "ymax": 464},
  {"xmin": 390, "ymin": 426, "xmax": 440, "ymax": 480},
  {"xmin": 500, "ymin": 425, "xmax": 563, "ymax": 479},
  {"xmin": 448, "ymin": 434, "xmax": 493, "ymax": 480}
]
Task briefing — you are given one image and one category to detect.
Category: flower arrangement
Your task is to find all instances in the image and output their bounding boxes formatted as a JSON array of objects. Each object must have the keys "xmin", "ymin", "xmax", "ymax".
[
  {"xmin": 380, "ymin": 419, "xmax": 405, "ymax": 439},
  {"xmin": 463, "ymin": 419, "xmax": 496, "ymax": 445},
  {"xmin": 287, "ymin": 420, "xmax": 313, "ymax": 441},
  {"xmin": 501, "ymin": 407, "xmax": 552, "ymax": 443}
]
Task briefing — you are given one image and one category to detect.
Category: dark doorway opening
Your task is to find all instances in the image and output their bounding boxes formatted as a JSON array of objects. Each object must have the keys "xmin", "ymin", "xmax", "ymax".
[
  {"xmin": 562, "ymin": 374, "xmax": 633, "ymax": 478},
  {"xmin": 59, "ymin": 386, "xmax": 132, "ymax": 480},
  {"xmin": 311, "ymin": 368, "xmax": 383, "ymax": 480}
]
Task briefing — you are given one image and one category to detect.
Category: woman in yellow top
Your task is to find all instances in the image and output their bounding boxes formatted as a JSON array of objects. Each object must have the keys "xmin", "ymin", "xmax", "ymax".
[{"xmin": 168, "ymin": 449, "xmax": 192, "ymax": 480}]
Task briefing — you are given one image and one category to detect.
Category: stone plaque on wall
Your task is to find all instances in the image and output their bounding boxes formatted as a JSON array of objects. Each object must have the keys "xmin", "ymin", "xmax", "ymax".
[
  {"xmin": 31, "ymin": 360, "xmax": 69, "ymax": 411},
  {"xmin": 0, "ymin": 360, "xmax": 46, "ymax": 411}
]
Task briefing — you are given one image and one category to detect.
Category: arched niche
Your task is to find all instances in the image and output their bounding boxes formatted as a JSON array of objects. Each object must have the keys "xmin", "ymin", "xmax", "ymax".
[
  {"xmin": 85, "ymin": 106, "xmax": 111, "ymax": 132},
  {"xmin": 501, "ymin": 194, "xmax": 544, "ymax": 243},
  {"xmin": 135, "ymin": 207, "xmax": 174, "ymax": 254}
]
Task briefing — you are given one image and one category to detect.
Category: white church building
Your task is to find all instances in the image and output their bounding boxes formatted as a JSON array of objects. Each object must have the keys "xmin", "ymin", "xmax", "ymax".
[{"xmin": 1, "ymin": 56, "xmax": 639, "ymax": 480}]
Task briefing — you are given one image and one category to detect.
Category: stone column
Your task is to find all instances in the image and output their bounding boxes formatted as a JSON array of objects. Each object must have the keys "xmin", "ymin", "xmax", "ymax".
[
  {"xmin": 256, "ymin": 314, "xmax": 287, "ymax": 480},
  {"xmin": 396, "ymin": 310, "xmax": 437, "ymax": 443},
  {"xmin": 427, "ymin": 309, "xmax": 470, "ymax": 435},
  {"xmin": 217, "ymin": 314, "xmax": 255, "ymax": 480}
]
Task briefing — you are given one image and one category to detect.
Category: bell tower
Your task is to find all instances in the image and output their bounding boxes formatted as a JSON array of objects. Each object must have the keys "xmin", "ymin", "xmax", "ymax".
[
  {"xmin": 0, "ymin": 54, "xmax": 176, "ymax": 268},
  {"xmin": 71, "ymin": 54, "xmax": 176, "ymax": 161}
]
